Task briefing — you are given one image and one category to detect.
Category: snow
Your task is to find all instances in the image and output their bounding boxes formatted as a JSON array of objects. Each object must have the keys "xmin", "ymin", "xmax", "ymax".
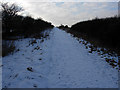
[
  {"xmin": 2, "ymin": 27, "xmax": 118, "ymax": 88},
  {"xmin": 0, "ymin": 57, "xmax": 2, "ymax": 89}
]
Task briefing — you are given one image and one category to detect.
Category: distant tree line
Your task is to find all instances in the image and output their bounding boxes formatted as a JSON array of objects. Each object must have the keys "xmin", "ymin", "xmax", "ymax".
[
  {"xmin": 58, "ymin": 24, "xmax": 69, "ymax": 28},
  {"xmin": 1, "ymin": 2, "xmax": 54, "ymax": 39},
  {"xmin": 69, "ymin": 17, "xmax": 120, "ymax": 53},
  {"xmin": 58, "ymin": 24, "xmax": 70, "ymax": 31}
]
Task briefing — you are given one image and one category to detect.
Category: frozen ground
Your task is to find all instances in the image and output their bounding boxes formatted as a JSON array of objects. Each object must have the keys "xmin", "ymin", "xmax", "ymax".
[{"xmin": 2, "ymin": 27, "xmax": 118, "ymax": 88}]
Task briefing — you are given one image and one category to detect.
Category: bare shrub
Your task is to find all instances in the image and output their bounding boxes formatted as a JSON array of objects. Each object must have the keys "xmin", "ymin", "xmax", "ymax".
[{"xmin": 2, "ymin": 40, "xmax": 15, "ymax": 57}]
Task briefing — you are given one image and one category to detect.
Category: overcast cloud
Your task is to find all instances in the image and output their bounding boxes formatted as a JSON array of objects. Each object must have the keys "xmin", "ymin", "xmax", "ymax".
[{"xmin": 2, "ymin": 0, "xmax": 118, "ymax": 26}]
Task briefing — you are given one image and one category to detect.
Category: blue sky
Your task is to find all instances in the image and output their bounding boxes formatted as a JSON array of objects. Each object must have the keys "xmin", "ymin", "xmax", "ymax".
[{"xmin": 2, "ymin": 0, "xmax": 118, "ymax": 26}]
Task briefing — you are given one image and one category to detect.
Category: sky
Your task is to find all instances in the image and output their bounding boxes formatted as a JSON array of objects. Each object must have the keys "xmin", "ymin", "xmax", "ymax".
[{"xmin": 2, "ymin": 0, "xmax": 119, "ymax": 26}]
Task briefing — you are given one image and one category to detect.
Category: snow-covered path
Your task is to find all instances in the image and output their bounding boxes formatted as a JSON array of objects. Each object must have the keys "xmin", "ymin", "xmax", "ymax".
[{"xmin": 2, "ymin": 27, "xmax": 118, "ymax": 88}]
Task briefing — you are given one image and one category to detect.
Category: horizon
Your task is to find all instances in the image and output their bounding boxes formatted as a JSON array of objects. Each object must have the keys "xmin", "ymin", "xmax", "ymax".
[{"xmin": 2, "ymin": 1, "xmax": 118, "ymax": 26}]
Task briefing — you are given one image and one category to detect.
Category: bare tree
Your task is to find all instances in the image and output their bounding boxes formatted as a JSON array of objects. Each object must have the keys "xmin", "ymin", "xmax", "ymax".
[
  {"xmin": 1, "ymin": 2, "xmax": 23, "ymax": 17},
  {"xmin": 1, "ymin": 2, "xmax": 23, "ymax": 33}
]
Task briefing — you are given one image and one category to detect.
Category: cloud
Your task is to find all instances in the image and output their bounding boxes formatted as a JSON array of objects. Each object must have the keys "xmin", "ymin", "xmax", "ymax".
[{"xmin": 2, "ymin": 1, "xmax": 118, "ymax": 26}]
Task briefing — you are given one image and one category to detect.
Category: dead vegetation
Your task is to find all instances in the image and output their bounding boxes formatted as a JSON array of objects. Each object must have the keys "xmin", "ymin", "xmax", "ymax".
[
  {"xmin": 69, "ymin": 34, "xmax": 119, "ymax": 70},
  {"xmin": 27, "ymin": 67, "xmax": 33, "ymax": 72},
  {"xmin": 2, "ymin": 40, "xmax": 16, "ymax": 57}
]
